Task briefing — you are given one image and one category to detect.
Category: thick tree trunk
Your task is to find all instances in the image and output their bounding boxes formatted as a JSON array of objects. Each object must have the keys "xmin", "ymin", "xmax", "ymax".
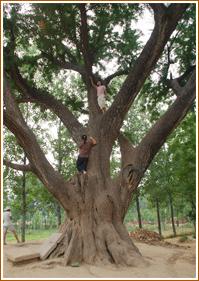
[
  {"xmin": 56, "ymin": 120, "xmax": 63, "ymax": 227},
  {"xmin": 135, "ymin": 193, "xmax": 142, "ymax": 229},
  {"xmin": 56, "ymin": 204, "xmax": 62, "ymax": 227},
  {"xmin": 156, "ymin": 198, "xmax": 162, "ymax": 237},
  {"xmin": 191, "ymin": 202, "xmax": 196, "ymax": 234},
  {"xmin": 168, "ymin": 193, "xmax": 176, "ymax": 237},
  {"xmin": 48, "ymin": 172, "xmax": 145, "ymax": 266},
  {"xmin": 21, "ymin": 155, "xmax": 27, "ymax": 242},
  {"xmin": 176, "ymin": 209, "xmax": 179, "ymax": 227}
]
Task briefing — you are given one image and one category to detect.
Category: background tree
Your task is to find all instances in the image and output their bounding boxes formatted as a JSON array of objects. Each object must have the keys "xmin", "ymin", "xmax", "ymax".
[
  {"xmin": 168, "ymin": 112, "xmax": 196, "ymax": 231},
  {"xmin": 143, "ymin": 110, "xmax": 196, "ymax": 236},
  {"xmin": 3, "ymin": 3, "xmax": 196, "ymax": 266}
]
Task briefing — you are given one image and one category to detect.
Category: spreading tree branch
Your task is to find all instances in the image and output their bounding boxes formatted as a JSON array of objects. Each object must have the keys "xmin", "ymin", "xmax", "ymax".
[
  {"xmin": 177, "ymin": 65, "xmax": 196, "ymax": 84},
  {"xmin": 119, "ymin": 69, "xmax": 195, "ymax": 195},
  {"xmin": 149, "ymin": 4, "xmax": 166, "ymax": 21},
  {"xmin": 117, "ymin": 69, "xmax": 195, "ymax": 215},
  {"xmin": 104, "ymin": 69, "xmax": 129, "ymax": 86},
  {"xmin": 78, "ymin": 3, "xmax": 93, "ymax": 74},
  {"xmin": 102, "ymin": 4, "xmax": 189, "ymax": 142},
  {"xmin": 16, "ymin": 96, "xmax": 89, "ymax": 115},
  {"xmin": 168, "ymin": 65, "xmax": 196, "ymax": 96},
  {"xmin": 8, "ymin": 63, "xmax": 86, "ymax": 144},
  {"xmin": 8, "ymin": 5, "xmax": 83, "ymax": 76},
  {"xmin": 41, "ymin": 51, "xmax": 86, "ymax": 76},
  {"xmin": 168, "ymin": 77, "xmax": 182, "ymax": 96},
  {"xmin": 3, "ymin": 159, "xmax": 33, "ymax": 172},
  {"xmin": 137, "ymin": 69, "xmax": 195, "ymax": 173},
  {"xmin": 3, "ymin": 75, "xmax": 80, "ymax": 211}
]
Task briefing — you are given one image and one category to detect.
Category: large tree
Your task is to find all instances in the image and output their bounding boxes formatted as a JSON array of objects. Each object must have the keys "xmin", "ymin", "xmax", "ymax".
[{"xmin": 3, "ymin": 3, "xmax": 196, "ymax": 266}]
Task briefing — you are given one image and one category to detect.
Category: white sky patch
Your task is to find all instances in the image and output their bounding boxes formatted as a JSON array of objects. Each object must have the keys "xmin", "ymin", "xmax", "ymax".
[
  {"xmin": 112, "ymin": 24, "xmax": 124, "ymax": 35},
  {"xmin": 18, "ymin": 2, "xmax": 32, "ymax": 14},
  {"xmin": 133, "ymin": 8, "xmax": 154, "ymax": 44}
]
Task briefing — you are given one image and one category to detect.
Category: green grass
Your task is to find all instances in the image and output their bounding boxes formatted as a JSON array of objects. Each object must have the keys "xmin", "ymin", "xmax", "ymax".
[
  {"xmin": 6, "ymin": 224, "xmax": 195, "ymax": 243},
  {"xmin": 6, "ymin": 228, "xmax": 57, "ymax": 243},
  {"xmin": 162, "ymin": 228, "xmax": 195, "ymax": 238},
  {"xmin": 178, "ymin": 235, "xmax": 188, "ymax": 242}
]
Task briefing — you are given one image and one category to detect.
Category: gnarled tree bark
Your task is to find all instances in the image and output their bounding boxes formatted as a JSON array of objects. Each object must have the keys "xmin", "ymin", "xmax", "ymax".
[{"xmin": 3, "ymin": 4, "xmax": 195, "ymax": 266}]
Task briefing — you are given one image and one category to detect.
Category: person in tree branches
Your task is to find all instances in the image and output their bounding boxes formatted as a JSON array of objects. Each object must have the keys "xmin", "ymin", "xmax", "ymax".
[
  {"xmin": 90, "ymin": 76, "xmax": 107, "ymax": 113},
  {"xmin": 76, "ymin": 135, "xmax": 97, "ymax": 174}
]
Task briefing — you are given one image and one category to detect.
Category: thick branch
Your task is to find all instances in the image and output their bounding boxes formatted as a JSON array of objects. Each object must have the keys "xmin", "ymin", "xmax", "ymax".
[
  {"xmin": 3, "ymin": 159, "xmax": 32, "ymax": 172},
  {"xmin": 117, "ymin": 70, "xmax": 195, "ymax": 216},
  {"xmin": 104, "ymin": 69, "xmax": 129, "ymax": 86},
  {"xmin": 79, "ymin": 4, "xmax": 93, "ymax": 74},
  {"xmin": 177, "ymin": 65, "xmax": 195, "ymax": 84},
  {"xmin": 118, "ymin": 134, "xmax": 145, "ymax": 179},
  {"xmin": 118, "ymin": 134, "xmax": 143, "ymax": 218},
  {"xmin": 149, "ymin": 4, "xmax": 166, "ymax": 21},
  {"xmin": 16, "ymin": 96, "xmax": 89, "ymax": 115},
  {"xmin": 168, "ymin": 65, "xmax": 196, "ymax": 96},
  {"xmin": 102, "ymin": 4, "xmax": 189, "ymax": 143},
  {"xmin": 168, "ymin": 78, "xmax": 182, "ymax": 96},
  {"xmin": 41, "ymin": 51, "xmax": 86, "ymax": 76},
  {"xmin": 118, "ymin": 134, "xmax": 136, "ymax": 168},
  {"xmin": 8, "ymin": 64, "xmax": 86, "ymax": 143},
  {"xmin": 138, "ymin": 69, "xmax": 195, "ymax": 171},
  {"xmin": 168, "ymin": 66, "xmax": 195, "ymax": 96},
  {"xmin": 3, "ymin": 77, "xmax": 78, "ymax": 211}
]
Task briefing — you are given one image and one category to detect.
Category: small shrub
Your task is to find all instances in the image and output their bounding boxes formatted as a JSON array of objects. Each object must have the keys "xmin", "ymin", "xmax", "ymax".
[{"xmin": 178, "ymin": 235, "xmax": 188, "ymax": 243}]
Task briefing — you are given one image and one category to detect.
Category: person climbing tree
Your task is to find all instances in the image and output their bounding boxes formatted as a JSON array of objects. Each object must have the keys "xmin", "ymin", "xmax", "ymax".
[
  {"xmin": 76, "ymin": 135, "xmax": 97, "ymax": 174},
  {"xmin": 90, "ymin": 76, "xmax": 107, "ymax": 113}
]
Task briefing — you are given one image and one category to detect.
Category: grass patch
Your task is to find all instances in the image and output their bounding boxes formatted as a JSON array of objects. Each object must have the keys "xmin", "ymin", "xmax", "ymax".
[
  {"xmin": 6, "ymin": 228, "xmax": 57, "ymax": 242},
  {"xmin": 163, "ymin": 229, "xmax": 195, "ymax": 239},
  {"xmin": 178, "ymin": 235, "xmax": 188, "ymax": 243},
  {"xmin": 6, "ymin": 225, "xmax": 195, "ymax": 243}
]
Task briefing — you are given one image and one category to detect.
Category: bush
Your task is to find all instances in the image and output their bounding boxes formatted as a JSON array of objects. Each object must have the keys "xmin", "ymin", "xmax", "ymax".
[{"xmin": 178, "ymin": 235, "xmax": 188, "ymax": 243}]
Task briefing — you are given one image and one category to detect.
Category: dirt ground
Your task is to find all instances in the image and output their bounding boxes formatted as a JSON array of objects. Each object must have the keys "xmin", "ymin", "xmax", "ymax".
[{"xmin": 3, "ymin": 237, "xmax": 196, "ymax": 279}]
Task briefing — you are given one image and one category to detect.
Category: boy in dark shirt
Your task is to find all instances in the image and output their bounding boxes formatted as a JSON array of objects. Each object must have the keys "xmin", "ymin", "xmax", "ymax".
[{"xmin": 76, "ymin": 135, "xmax": 96, "ymax": 174}]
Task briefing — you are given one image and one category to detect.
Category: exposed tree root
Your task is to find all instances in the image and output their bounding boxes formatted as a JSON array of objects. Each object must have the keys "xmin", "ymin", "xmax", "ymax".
[
  {"xmin": 48, "ymin": 219, "xmax": 146, "ymax": 267},
  {"xmin": 47, "ymin": 175, "xmax": 147, "ymax": 267}
]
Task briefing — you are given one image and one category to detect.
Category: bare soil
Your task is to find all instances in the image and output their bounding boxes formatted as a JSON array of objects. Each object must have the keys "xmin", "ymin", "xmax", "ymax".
[{"xmin": 3, "ymin": 237, "xmax": 196, "ymax": 279}]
